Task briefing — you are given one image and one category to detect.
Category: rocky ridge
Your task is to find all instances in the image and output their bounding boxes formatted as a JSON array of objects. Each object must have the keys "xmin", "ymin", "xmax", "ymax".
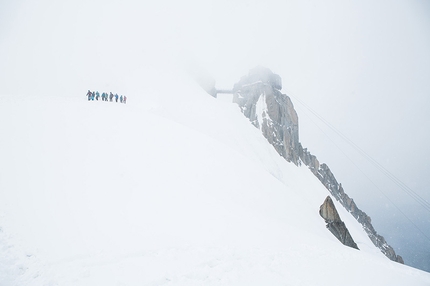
[{"xmin": 231, "ymin": 66, "xmax": 403, "ymax": 263}]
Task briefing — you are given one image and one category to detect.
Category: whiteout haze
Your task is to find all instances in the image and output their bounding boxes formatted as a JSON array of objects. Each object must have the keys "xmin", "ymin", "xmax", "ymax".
[{"xmin": 0, "ymin": 70, "xmax": 429, "ymax": 285}]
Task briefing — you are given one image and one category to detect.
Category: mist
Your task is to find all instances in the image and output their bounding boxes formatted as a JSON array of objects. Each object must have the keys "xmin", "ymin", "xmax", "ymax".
[{"xmin": 1, "ymin": 0, "xmax": 430, "ymax": 271}]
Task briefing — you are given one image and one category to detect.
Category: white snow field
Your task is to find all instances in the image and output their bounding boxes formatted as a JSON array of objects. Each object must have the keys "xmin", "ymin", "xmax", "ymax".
[{"xmin": 1, "ymin": 72, "xmax": 429, "ymax": 285}]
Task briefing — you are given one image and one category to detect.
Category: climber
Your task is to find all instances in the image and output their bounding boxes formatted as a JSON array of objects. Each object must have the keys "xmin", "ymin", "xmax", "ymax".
[
  {"xmin": 123, "ymin": 96, "xmax": 127, "ymax": 104},
  {"xmin": 95, "ymin": 91, "xmax": 100, "ymax": 101},
  {"xmin": 115, "ymin": 93, "xmax": 119, "ymax": 102},
  {"xmin": 120, "ymin": 95, "xmax": 123, "ymax": 103},
  {"xmin": 109, "ymin": 92, "xmax": 114, "ymax": 102},
  {"xmin": 86, "ymin": 90, "xmax": 92, "ymax": 101}
]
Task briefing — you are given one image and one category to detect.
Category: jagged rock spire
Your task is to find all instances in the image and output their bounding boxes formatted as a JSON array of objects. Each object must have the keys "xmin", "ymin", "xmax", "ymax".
[{"xmin": 232, "ymin": 67, "xmax": 301, "ymax": 165}]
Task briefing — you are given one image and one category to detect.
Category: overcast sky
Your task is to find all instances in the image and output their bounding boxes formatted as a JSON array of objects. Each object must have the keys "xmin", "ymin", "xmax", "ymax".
[{"xmin": 1, "ymin": 0, "xmax": 429, "ymax": 271}]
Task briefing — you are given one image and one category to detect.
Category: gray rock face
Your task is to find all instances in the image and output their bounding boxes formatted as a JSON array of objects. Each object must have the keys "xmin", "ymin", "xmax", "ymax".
[
  {"xmin": 320, "ymin": 196, "xmax": 359, "ymax": 249},
  {"xmin": 320, "ymin": 196, "xmax": 342, "ymax": 222},
  {"xmin": 231, "ymin": 67, "xmax": 403, "ymax": 264},
  {"xmin": 233, "ymin": 67, "xmax": 300, "ymax": 165}
]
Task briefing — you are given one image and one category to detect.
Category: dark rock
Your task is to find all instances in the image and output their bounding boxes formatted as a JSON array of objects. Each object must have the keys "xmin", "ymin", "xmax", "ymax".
[
  {"xmin": 320, "ymin": 196, "xmax": 359, "ymax": 249},
  {"xmin": 397, "ymin": 255, "xmax": 405, "ymax": 264}
]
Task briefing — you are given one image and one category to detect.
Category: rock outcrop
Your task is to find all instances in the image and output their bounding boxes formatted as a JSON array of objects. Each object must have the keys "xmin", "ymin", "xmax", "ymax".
[
  {"xmin": 233, "ymin": 66, "xmax": 301, "ymax": 165},
  {"xmin": 231, "ymin": 67, "xmax": 404, "ymax": 263},
  {"xmin": 320, "ymin": 196, "xmax": 359, "ymax": 249}
]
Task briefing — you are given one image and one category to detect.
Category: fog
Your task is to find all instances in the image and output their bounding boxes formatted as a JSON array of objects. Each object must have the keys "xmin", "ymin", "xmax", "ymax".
[{"xmin": 1, "ymin": 0, "xmax": 429, "ymax": 271}]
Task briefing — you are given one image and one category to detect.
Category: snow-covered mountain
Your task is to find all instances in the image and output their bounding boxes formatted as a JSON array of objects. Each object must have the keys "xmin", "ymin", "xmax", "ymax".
[{"xmin": 0, "ymin": 70, "xmax": 429, "ymax": 285}]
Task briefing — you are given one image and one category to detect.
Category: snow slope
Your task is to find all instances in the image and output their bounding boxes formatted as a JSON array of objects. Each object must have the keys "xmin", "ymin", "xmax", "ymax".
[{"xmin": 0, "ymin": 72, "xmax": 429, "ymax": 285}]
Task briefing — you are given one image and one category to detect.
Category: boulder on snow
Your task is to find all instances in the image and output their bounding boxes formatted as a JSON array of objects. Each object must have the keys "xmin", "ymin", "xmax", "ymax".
[{"xmin": 320, "ymin": 196, "xmax": 359, "ymax": 250}]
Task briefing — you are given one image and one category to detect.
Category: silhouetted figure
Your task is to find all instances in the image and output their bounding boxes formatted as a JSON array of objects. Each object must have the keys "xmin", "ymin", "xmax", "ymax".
[{"xmin": 86, "ymin": 90, "xmax": 92, "ymax": 101}]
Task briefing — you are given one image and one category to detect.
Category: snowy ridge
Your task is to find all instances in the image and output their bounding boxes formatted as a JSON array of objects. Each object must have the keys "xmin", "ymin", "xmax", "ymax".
[{"xmin": 0, "ymin": 75, "xmax": 429, "ymax": 285}]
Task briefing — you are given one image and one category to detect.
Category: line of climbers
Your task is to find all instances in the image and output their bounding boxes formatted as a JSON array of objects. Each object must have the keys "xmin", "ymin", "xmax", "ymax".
[{"xmin": 86, "ymin": 90, "xmax": 127, "ymax": 104}]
